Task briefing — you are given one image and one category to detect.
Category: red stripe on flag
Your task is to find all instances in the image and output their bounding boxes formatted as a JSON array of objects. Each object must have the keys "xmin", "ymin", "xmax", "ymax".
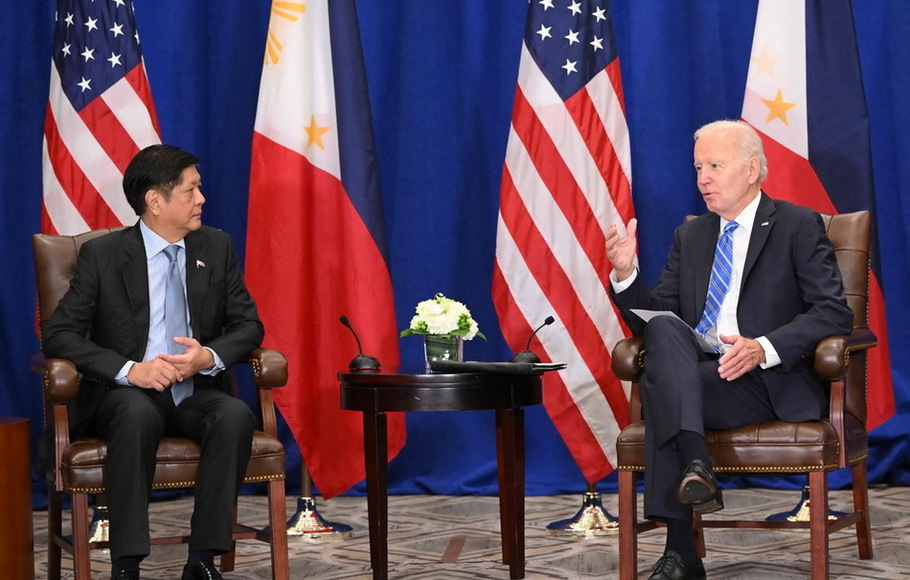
[
  {"xmin": 604, "ymin": 58, "xmax": 627, "ymax": 118},
  {"xmin": 44, "ymin": 103, "xmax": 122, "ymax": 229},
  {"xmin": 491, "ymin": 265, "xmax": 613, "ymax": 479},
  {"xmin": 78, "ymin": 86, "xmax": 142, "ymax": 174},
  {"xmin": 510, "ymin": 88, "xmax": 613, "ymax": 291},
  {"xmin": 569, "ymin": 62, "xmax": 633, "ymax": 217},
  {"xmin": 246, "ymin": 133, "xmax": 405, "ymax": 499},
  {"xmin": 123, "ymin": 66, "xmax": 162, "ymax": 138},
  {"xmin": 498, "ymin": 166, "xmax": 630, "ymax": 426},
  {"xmin": 40, "ymin": 204, "xmax": 57, "ymax": 237}
]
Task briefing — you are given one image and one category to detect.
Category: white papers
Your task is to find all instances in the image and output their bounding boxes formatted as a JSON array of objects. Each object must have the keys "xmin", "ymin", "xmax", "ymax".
[{"xmin": 629, "ymin": 309, "xmax": 718, "ymax": 353}]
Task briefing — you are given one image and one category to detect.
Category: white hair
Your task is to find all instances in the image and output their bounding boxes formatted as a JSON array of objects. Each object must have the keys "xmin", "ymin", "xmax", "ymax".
[{"xmin": 694, "ymin": 120, "xmax": 768, "ymax": 182}]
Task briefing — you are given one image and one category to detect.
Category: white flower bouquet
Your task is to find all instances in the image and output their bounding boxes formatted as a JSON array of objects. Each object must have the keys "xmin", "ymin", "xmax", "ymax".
[{"xmin": 400, "ymin": 293, "xmax": 485, "ymax": 340}]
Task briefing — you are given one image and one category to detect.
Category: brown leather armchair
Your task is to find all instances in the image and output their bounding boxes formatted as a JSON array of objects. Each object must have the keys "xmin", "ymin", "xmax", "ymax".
[
  {"xmin": 32, "ymin": 228, "xmax": 290, "ymax": 580},
  {"xmin": 612, "ymin": 211, "xmax": 875, "ymax": 580}
]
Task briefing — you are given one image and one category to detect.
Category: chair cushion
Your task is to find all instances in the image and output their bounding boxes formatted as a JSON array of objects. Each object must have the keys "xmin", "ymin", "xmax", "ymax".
[
  {"xmin": 616, "ymin": 415, "xmax": 867, "ymax": 473},
  {"xmin": 60, "ymin": 431, "xmax": 285, "ymax": 493}
]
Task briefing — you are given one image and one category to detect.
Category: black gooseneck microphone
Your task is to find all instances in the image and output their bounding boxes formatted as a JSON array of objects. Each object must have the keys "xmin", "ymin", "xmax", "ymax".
[
  {"xmin": 339, "ymin": 315, "xmax": 381, "ymax": 372},
  {"xmin": 509, "ymin": 315, "xmax": 555, "ymax": 364}
]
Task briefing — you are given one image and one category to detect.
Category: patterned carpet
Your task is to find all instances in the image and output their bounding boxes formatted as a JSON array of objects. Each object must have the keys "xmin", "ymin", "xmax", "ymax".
[{"xmin": 32, "ymin": 486, "xmax": 910, "ymax": 579}]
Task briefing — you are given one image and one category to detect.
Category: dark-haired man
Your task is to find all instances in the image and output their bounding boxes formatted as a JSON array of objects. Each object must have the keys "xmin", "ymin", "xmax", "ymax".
[{"xmin": 44, "ymin": 144, "xmax": 263, "ymax": 580}]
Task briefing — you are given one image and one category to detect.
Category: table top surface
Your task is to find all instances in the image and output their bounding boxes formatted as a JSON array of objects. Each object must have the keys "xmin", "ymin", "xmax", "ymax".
[{"xmin": 339, "ymin": 369, "xmax": 543, "ymax": 413}]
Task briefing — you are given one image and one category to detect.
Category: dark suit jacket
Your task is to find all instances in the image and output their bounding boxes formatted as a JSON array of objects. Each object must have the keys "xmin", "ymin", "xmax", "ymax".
[
  {"xmin": 43, "ymin": 224, "xmax": 264, "ymax": 435},
  {"xmin": 611, "ymin": 193, "xmax": 854, "ymax": 422}
]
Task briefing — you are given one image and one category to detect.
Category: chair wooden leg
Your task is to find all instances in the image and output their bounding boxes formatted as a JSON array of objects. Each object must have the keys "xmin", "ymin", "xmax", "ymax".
[
  {"xmin": 692, "ymin": 512, "xmax": 706, "ymax": 559},
  {"xmin": 47, "ymin": 485, "xmax": 62, "ymax": 580},
  {"xmin": 267, "ymin": 479, "xmax": 290, "ymax": 580},
  {"xmin": 71, "ymin": 492, "xmax": 93, "ymax": 580},
  {"xmin": 852, "ymin": 461, "xmax": 873, "ymax": 559},
  {"xmin": 618, "ymin": 470, "xmax": 638, "ymax": 580},
  {"xmin": 808, "ymin": 471, "xmax": 830, "ymax": 580}
]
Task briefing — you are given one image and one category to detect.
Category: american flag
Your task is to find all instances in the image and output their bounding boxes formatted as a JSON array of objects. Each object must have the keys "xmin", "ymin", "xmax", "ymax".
[
  {"xmin": 493, "ymin": 0, "xmax": 634, "ymax": 483},
  {"xmin": 43, "ymin": 0, "xmax": 160, "ymax": 235}
]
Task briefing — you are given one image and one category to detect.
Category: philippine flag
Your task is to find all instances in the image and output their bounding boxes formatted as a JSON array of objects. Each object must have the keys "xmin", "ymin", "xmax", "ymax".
[{"xmin": 246, "ymin": 0, "xmax": 405, "ymax": 499}]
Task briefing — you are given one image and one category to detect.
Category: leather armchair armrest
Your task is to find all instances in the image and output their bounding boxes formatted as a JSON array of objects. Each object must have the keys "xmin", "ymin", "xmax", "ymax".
[
  {"xmin": 244, "ymin": 348, "xmax": 287, "ymax": 438},
  {"xmin": 814, "ymin": 329, "xmax": 877, "ymax": 380},
  {"xmin": 31, "ymin": 353, "xmax": 81, "ymax": 403},
  {"xmin": 245, "ymin": 348, "xmax": 288, "ymax": 389},
  {"xmin": 612, "ymin": 336, "xmax": 646, "ymax": 382}
]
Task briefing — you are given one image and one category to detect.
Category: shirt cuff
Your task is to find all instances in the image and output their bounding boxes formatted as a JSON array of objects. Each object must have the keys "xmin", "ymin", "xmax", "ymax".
[
  {"xmin": 115, "ymin": 361, "xmax": 135, "ymax": 386},
  {"xmin": 756, "ymin": 336, "xmax": 781, "ymax": 369},
  {"xmin": 199, "ymin": 346, "xmax": 224, "ymax": 375},
  {"xmin": 610, "ymin": 268, "xmax": 638, "ymax": 293}
]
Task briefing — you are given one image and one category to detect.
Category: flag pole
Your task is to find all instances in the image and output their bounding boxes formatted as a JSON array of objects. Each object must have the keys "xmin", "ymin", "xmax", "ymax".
[
  {"xmin": 546, "ymin": 481, "xmax": 618, "ymax": 537},
  {"xmin": 286, "ymin": 461, "xmax": 353, "ymax": 540}
]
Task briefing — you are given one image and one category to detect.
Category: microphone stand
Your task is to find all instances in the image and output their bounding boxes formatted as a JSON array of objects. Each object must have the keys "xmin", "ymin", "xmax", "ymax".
[
  {"xmin": 546, "ymin": 481, "xmax": 619, "ymax": 537},
  {"xmin": 286, "ymin": 461, "xmax": 353, "ymax": 540}
]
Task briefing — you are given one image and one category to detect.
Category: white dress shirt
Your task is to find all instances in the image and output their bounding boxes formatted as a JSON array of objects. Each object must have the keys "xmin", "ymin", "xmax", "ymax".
[{"xmin": 611, "ymin": 194, "xmax": 780, "ymax": 368}]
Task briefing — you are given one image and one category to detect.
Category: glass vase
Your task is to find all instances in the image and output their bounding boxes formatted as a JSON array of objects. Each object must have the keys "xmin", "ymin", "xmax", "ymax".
[{"xmin": 423, "ymin": 334, "xmax": 464, "ymax": 372}]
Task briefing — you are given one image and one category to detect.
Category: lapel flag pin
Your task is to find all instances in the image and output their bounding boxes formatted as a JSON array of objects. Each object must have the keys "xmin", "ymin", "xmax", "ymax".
[
  {"xmin": 196, "ymin": 260, "xmax": 206, "ymax": 269},
  {"xmin": 761, "ymin": 221, "xmax": 770, "ymax": 226}
]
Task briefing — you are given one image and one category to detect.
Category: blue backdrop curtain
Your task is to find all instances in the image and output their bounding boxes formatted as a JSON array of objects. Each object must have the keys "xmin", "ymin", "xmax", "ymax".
[{"xmin": 3, "ymin": 1, "xmax": 908, "ymax": 505}]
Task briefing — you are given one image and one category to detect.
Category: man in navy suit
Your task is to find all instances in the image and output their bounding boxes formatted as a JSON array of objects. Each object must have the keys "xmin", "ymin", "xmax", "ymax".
[
  {"xmin": 43, "ymin": 145, "xmax": 264, "ymax": 580},
  {"xmin": 606, "ymin": 120, "xmax": 853, "ymax": 580}
]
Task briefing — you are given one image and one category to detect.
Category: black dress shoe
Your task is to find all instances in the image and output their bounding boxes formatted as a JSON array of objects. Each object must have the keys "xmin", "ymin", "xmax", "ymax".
[
  {"xmin": 677, "ymin": 458, "xmax": 724, "ymax": 514},
  {"xmin": 111, "ymin": 570, "xmax": 140, "ymax": 580},
  {"xmin": 648, "ymin": 550, "xmax": 706, "ymax": 580},
  {"xmin": 181, "ymin": 561, "xmax": 223, "ymax": 580}
]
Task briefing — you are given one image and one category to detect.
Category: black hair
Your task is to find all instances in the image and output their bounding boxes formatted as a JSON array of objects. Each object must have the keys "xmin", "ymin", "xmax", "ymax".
[{"xmin": 122, "ymin": 144, "xmax": 200, "ymax": 215}]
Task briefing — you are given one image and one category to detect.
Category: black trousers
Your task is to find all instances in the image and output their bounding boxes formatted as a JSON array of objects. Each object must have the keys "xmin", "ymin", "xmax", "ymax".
[
  {"xmin": 92, "ymin": 385, "xmax": 256, "ymax": 561},
  {"xmin": 640, "ymin": 316, "xmax": 778, "ymax": 521}
]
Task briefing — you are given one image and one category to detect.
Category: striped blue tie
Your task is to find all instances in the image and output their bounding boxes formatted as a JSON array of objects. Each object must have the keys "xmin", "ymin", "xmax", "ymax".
[
  {"xmin": 695, "ymin": 221, "xmax": 739, "ymax": 337},
  {"xmin": 163, "ymin": 245, "xmax": 194, "ymax": 405}
]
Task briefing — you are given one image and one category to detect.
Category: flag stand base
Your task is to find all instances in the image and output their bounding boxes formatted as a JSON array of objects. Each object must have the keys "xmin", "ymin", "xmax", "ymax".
[
  {"xmin": 764, "ymin": 486, "xmax": 846, "ymax": 522},
  {"xmin": 88, "ymin": 505, "xmax": 109, "ymax": 543},
  {"xmin": 286, "ymin": 496, "xmax": 353, "ymax": 541},
  {"xmin": 546, "ymin": 491, "xmax": 619, "ymax": 537}
]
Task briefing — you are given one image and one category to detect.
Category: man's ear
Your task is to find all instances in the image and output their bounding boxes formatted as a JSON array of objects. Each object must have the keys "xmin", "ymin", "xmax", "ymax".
[
  {"xmin": 145, "ymin": 189, "xmax": 161, "ymax": 215},
  {"xmin": 747, "ymin": 156, "xmax": 760, "ymax": 184}
]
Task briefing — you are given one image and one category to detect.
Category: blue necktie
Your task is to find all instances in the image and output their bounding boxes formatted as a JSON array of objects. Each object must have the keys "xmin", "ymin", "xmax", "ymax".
[
  {"xmin": 163, "ymin": 245, "xmax": 193, "ymax": 405},
  {"xmin": 695, "ymin": 221, "xmax": 739, "ymax": 337}
]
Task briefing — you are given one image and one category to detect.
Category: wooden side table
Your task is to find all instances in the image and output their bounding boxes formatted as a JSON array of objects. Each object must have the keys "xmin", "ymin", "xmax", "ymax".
[
  {"xmin": 339, "ymin": 371, "xmax": 543, "ymax": 580},
  {"xmin": 0, "ymin": 417, "xmax": 35, "ymax": 580}
]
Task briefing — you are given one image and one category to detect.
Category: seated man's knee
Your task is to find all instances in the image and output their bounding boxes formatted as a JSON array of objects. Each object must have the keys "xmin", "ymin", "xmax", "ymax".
[
  {"xmin": 644, "ymin": 314, "xmax": 690, "ymax": 342},
  {"xmin": 220, "ymin": 397, "xmax": 256, "ymax": 435}
]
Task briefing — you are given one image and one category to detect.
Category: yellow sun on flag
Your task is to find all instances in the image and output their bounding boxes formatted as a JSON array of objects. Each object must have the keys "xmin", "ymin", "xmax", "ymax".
[
  {"xmin": 264, "ymin": 1, "xmax": 307, "ymax": 65},
  {"xmin": 750, "ymin": 47, "xmax": 779, "ymax": 77},
  {"xmin": 762, "ymin": 88, "xmax": 798, "ymax": 125},
  {"xmin": 305, "ymin": 115, "xmax": 330, "ymax": 150}
]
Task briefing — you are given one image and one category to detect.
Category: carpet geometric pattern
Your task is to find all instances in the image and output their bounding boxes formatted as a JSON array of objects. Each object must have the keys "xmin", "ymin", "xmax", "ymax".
[{"xmin": 32, "ymin": 487, "xmax": 910, "ymax": 579}]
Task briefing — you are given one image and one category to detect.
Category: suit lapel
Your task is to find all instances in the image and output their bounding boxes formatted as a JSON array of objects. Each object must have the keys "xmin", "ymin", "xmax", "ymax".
[
  {"xmin": 121, "ymin": 227, "xmax": 150, "ymax": 354},
  {"xmin": 742, "ymin": 193, "xmax": 777, "ymax": 286},
  {"xmin": 184, "ymin": 231, "xmax": 211, "ymax": 338}
]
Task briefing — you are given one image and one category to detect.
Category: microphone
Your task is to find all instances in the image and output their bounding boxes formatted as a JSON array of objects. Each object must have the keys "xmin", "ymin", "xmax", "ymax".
[
  {"xmin": 509, "ymin": 315, "xmax": 555, "ymax": 364},
  {"xmin": 339, "ymin": 315, "xmax": 381, "ymax": 372}
]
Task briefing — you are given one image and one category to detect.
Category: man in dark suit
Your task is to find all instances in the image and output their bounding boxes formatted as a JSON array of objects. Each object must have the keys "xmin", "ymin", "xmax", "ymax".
[
  {"xmin": 43, "ymin": 145, "xmax": 264, "ymax": 580},
  {"xmin": 605, "ymin": 120, "xmax": 853, "ymax": 580}
]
